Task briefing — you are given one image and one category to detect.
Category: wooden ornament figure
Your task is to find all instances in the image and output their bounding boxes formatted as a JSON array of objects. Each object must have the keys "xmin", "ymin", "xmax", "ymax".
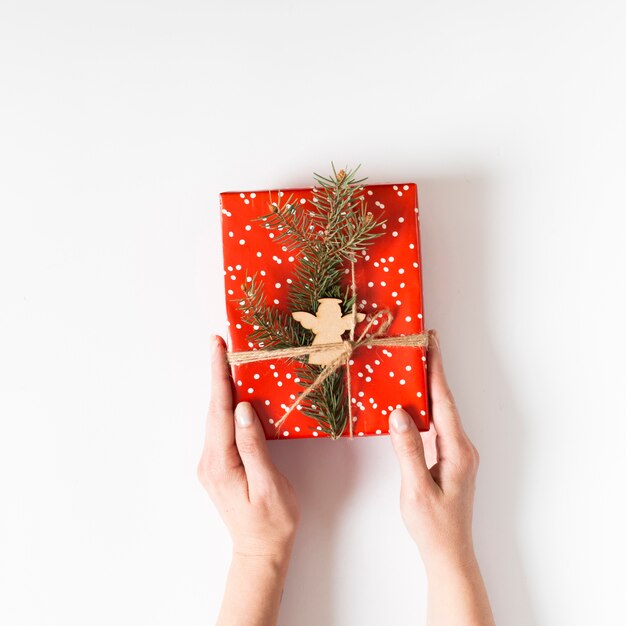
[{"xmin": 292, "ymin": 298, "xmax": 366, "ymax": 366}]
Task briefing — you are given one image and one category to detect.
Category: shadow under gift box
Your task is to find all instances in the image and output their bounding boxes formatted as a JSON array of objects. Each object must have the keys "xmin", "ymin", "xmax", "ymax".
[{"xmin": 220, "ymin": 183, "xmax": 429, "ymax": 440}]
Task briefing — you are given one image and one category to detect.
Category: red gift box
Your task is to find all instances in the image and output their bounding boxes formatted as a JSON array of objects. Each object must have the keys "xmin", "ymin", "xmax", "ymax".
[{"xmin": 220, "ymin": 181, "xmax": 429, "ymax": 439}]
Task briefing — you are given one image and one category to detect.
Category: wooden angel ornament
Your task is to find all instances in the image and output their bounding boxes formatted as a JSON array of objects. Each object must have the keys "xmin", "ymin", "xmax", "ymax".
[{"xmin": 292, "ymin": 298, "xmax": 365, "ymax": 365}]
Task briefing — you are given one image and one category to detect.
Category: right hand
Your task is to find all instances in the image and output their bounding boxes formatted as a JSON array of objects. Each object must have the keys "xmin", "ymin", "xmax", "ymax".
[{"xmin": 388, "ymin": 330, "xmax": 481, "ymax": 572}]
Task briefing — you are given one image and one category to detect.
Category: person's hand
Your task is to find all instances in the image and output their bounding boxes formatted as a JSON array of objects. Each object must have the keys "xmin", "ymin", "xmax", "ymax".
[
  {"xmin": 197, "ymin": 335, "xmax": 299, "ymax": 562},
  {"xmin": 388, "ymin": 330, "xmax": 480, "ymax": 573}
]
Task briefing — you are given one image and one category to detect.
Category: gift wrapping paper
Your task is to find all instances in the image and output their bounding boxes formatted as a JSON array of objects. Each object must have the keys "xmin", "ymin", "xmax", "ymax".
[{"xmin": 220, "ymin": 182, "xmax": 429, "ymax": 439}]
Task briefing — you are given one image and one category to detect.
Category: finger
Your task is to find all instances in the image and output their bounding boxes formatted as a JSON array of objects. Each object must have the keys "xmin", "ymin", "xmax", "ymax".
[
  {"xmin": 427, "ymin": 330, "xmax": 467, "ymax": 447},
  {"xmin": 389, "ymin": 408, "xmax": 434, "ymax": 491},
  {"xmin": 234, "ymin": 402, "xmax": 277, "ymax": 491},
  {"xmin": 203, "ymin": 335, "xmax": 239, "ymax": 468},
  {"xmin": 420, "ymin": 424, "xmax": 438, "ymax": 469}
]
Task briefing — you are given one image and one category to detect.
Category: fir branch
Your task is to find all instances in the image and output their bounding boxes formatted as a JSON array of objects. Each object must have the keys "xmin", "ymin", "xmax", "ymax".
[
  {"xmin": 237, "ymin": 274, "xmax": 309, "ymax": 349},
  {"xmin": 287, "ymin": 165, "xmax": 385, "ymax": 312},
  {"xmin": 296, "ymin": 365, "xmax": 349, "ymax": 439},
  {"xmin": 257, "ymin": 194, "xmax": 319, "ymax": 255},
  {"xmin": 288, "ymin": 251, "xmax": 344, "ymax": 313},
  {"xmin": 236, "ymin": 164, "xmax": 386, "ymax": 438}
]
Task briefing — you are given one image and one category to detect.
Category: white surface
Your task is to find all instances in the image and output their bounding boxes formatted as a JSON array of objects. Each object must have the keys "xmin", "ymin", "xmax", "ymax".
[{"xmin": 1, "ymin": 1, "xmax": 625, "ymax": 624}]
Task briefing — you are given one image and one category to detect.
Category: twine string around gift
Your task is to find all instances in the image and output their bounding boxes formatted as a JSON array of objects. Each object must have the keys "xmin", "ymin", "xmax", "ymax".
[{"xmin": 227, "ymin": 262, "xmax": 429, "ymax": 438}]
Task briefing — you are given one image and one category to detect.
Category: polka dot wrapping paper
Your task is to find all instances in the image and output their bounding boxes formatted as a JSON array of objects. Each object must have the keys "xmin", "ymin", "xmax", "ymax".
[{"xmin": 220, "ymin": 183, "xmax": 429, "ymax": 439}]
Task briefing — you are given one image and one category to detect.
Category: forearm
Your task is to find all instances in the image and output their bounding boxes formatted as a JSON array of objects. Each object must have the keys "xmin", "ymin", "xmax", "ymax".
[
  {"xmin": 216, "ymin": 551, "xmax": 291, "ymax": 626},
  {"xmin": 425, "ymin": 554, "xmax": 495, "ymax": 626}
]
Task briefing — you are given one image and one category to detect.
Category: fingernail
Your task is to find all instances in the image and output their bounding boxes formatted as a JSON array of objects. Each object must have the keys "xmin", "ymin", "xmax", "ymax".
[
  {"xmin": 429, "ymin": 329, "xmax": 440, "ymax": 349},
  {"xmin": 390, "ymin": 408, "xmax": 411, "ymax": 433},
  {"xmin": 235, "ymin": 402, "xmax": 255, "ymax": 427},
  {"xmin": 210, "ymin": 335, "xmax": 219, "ymax": 355}
]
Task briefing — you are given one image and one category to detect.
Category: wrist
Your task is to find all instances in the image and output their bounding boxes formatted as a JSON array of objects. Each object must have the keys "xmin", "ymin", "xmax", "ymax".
[
  {"xmin": 232, "ymin": 542, "xmax": 294, "ymax": 578},
  {"xmin": 423, "ymin": 546, "xmax": 480, "ymax": 580}
]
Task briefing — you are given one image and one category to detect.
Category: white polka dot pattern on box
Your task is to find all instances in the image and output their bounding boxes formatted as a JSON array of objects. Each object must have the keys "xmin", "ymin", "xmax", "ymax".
[{"xmin": 220, "ymin": 183, "xmax": 429, "ymax": 439}]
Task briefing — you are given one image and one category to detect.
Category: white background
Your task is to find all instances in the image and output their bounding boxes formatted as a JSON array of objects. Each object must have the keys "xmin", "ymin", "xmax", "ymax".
[{"xmin": 1, "ymin": 1, "xmax": 625, "ymax": 624}]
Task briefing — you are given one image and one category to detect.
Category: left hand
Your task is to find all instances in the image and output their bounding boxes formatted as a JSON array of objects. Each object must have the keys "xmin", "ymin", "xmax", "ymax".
[{"xmin": 197, "ymin": 335, "xmax": 300, "ymax": 560}]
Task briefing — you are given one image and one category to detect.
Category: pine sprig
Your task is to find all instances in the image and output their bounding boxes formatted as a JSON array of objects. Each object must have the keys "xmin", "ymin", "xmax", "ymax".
[
  {"xmin": 259, "ymin": 194, "xmax": 318, "ymax": 255},
  {"xmin": 297, "ymin": 366, "xmax": 349, "ymax": 437},
  {"xmin": 260, "ymin": 165, "xmax": 386, "ymax": 314},
  {"xmin": 237, "ymin": 274, "xmax": 309, "ymax": 349},
  {"xmin": 237, "ymin": 164, "xmax": 385, "ymax": 438}
]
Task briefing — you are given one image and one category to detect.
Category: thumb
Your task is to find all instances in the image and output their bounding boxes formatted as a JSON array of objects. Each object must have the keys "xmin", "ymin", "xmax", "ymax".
[
  {"xmin": 389, "ymin": 408, "xmax": 433, "ymax": 490},
  {"xmin": 234, "ymin": 402, "xmax": 277, "ymax": 489}
]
